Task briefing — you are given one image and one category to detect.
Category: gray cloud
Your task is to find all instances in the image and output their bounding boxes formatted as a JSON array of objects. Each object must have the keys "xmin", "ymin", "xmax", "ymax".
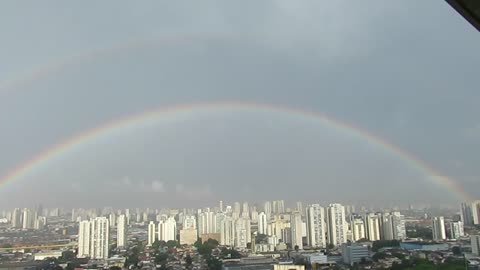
[{"xmin": 0, "ymin": 1, "xmax": 479, "ymax": 208}]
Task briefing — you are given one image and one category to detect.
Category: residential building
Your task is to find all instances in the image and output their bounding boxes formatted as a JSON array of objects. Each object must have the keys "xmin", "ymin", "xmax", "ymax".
[
  {"xmin": 327, "ymin": 203, "xmax": 347, "ymax": 246},
  {"xmin": 147, "ymin": 221, "xmax": 156, "ymax": 246},
  {"xmin": 117, "ymin": 214, "xmax": 127, "ymax": 248},
  {"xmin": 461, "ymin": 203, "xmax": 474, "ymax": 226},
  {"xmin": 432, "ymin": 216, "xmax": 446, "ymax": 241},
  {"xmin": 158, "ymin": 217, "xmax": 176, "ymax": 242},
  {"xmin": 472, "ymin": 235, "xmax": 480, "ymax": 256},
  {"xmin": 450, "ymin": 221, "xmax": 465, "ymax": 239},
  {"xmin": 365, "ymin": 213, "xmax": 381, "ymax": 241},
  {"xmin": 291, "ymin": 211, "xmax": 303, "ymax": 249},
  {"xmin": 258, "ymin": 212, "xmax": 268, "ymax": 235},
  {"xmin": 305, "ymin": 204, "xmax": 326, "ymax": 248}
]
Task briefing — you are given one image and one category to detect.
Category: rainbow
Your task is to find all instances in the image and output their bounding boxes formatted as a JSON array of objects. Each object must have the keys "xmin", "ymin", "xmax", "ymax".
[
  {"xmin": 0, "ymin": 35, "xmax": 241, "ymax": 95},
  {"xmin": 0, "ymin": 100, "xmax": 472, "ymax": 201}
]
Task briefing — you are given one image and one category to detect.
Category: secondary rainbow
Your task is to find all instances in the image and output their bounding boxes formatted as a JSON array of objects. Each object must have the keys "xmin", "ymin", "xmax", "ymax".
[{"xmin": 0, "ymin": 101, "xmax": 472, "ymax": 201}]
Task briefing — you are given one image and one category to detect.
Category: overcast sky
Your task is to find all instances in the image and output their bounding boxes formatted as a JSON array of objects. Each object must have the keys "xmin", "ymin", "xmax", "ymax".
[{"xmin": 0, "ymin": 1, "xmax": 479, "ymax": 209}]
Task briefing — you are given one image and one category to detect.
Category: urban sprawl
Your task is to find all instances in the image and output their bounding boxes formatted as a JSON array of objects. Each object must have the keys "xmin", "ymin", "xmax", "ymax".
[{"xmin": 1, "ymin": 200, "xmax": 480, "ymax": 270}]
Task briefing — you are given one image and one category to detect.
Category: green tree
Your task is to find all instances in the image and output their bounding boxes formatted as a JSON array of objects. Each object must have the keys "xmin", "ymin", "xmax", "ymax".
[
  {"xmin": 1, "ymin": 243, "xmax": 12, "ymax": 248},
  {"xmin": 154, "ymin": 253, "xmax": 169, "ymax": 265},
  {"xmin": 109, "ymin": 267, "xmax": 122, "ymax": 270},
  {"xmin": 327, "ymin": 243, "xmax": 335, "ymax": 250},
  {"xmin": 185, "ymin": 255, "xmax": 193, "ymax": 266},
  {"xmin": 166, "ymin": 240, "xmax": 179, "ymax": 248},
  {"xmin": 60, "ymin": 250, "xmax": 76, "ymax": 261},
  {"xmin": 206, "ymin": 239, "xmax": 219, "ymax": 248},
  {"xmin": 206, "ymin": 255, "xmax": 222, "ymax": 270},
  {"xmin": 220, "ymin": 248, "xmax": 241, "ymax": 259},
  {"xmin": 452, "ymin": 246, "xmax": 462, "ymax": 256}
]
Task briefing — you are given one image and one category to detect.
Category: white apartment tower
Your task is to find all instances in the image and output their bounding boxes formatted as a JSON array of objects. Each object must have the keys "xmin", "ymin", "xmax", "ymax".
[
  {"xmin": 391, "ymin": 212, "xmax": 407, "ymax": 240},
  {"xmin": 290, "ymin": 211, "xmax": 303, "ymax": 249},
  {"xmin": 432, "ymin": 216, "xmax": 447, "ymax": 241},
  {"xmin": 198, "ymin": 209, "xmax": 216, "ymax": 235},
  {"xmin": 158, "ymin": 217, "xmax": 176, "ymax": 242},
  {"xmin": 450, "ymin": 221, "xmax": 465, "ymax": 239},
  {"xmin": 183, "ymin": 215, "xmax": 196, "ymax": 230},
  {"xmin": 147, "ymin": 221, "xmax": 156, "ymax": 246},
  {"xmin": 365, "ymin": 213, "xmax": 381, "ymax": 241},
  {"xmin": 472, "ymin": 201, "xmax": 480, "ymax": 225},
  {"xmin": 90, "ymin": 217, "xmax": 109, "ymax": 259},
  {"xmin": 117, "ymin": 214, "xmax": 127, "ymax": 248},
  {"xmin": 258, "ymin": 212, "xmax": 268, "ymax": 235},
  {"xmin": 220, "ymin": 216, "xmax": 236, "ymax": 246},
  {"xmin": 235, "ymin": 218, "xmax": 251, "ymax": 248},
  {"xmin": 11, "ymin": 208, "xmax": 21, "ymax": 228},
  {"xmin": 78, "ymin": 220, "xmax": 91, "ymax": 258},
  {"xmin": 306, "ymin": 204, "xmax": 326, "ymax": 248},
  {"xmin": 327, "ymin": 204, "xmax": 348, "ymax": 246},
  {"xmin": 350, "ymin": 217, "xmax": 366, "ymax": 242},
  {"xmin": 78, "ymin": 217, "xmax": 109, "ymax": 259}
]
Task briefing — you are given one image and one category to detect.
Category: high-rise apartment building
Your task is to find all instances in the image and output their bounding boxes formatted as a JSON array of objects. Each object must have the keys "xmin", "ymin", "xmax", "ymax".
[
  {"xmin": 198, "ymin": 209, "xmax": 216, "ymax": 235},
  {"xmin": 327, "ymin": 204, "xmax": 348, "ymax": 246},
  {"xmin": 306, "ymin": 204, "xmax": 326, "ymax": 248},
  {"xmin": 290, "ymin": 211, "xmax": 303, "ymax": 249},
  {"xmin": 472, "ymin": 201, "xmax": 480, "ymax": 225},
  {"xmin": 147, "ymin": 221, "xmax": 156, "ymax": 246},
  {"xmin": 158, "ymin": 217, "xmax": 176, "ymax": 242},
  {"xmin": 472, "ymin": 235, "xmax": 480, "ymax": 256},
  {"xmin": 432, "ymin": 216, "xmax": 446, "ymax": 241},
  {"xmin": 234, "ymin": 218, "xmax": 251, "ymax": 248},
  {"xmin": 117, "ymin": 214, "xmax": 127, "ymax": 248},
  {"xmin": 364, "ymin": 213, "xmax": 380, "ymax": 241},
  {"xmin": 77, "ymin": 217, "xmax": 109, "ymax": 259},
  {"xmin": 11, "ymin": 208, "xmax": 21, "ymax": 228},
  {"xmin": 220, "ymin": 216, "xmax": 236, "ymax": 246},
  {"xmin": 461, "ymin": 203, "xmax": 474, "ymax": 226},
  {"xmin": 450, "ymin": 221, "xmax": 464, "ymax": 239},
  {"xmin": 350, "ymin": 216, "xmax": 365, "ymax": 242},
  {"xmin": 78, "ymin": 220, "xmax": 91, "ymax": 258},
  {"xmin": 258, "ymin": 212, "xmax": 268, "ymax": 235},
  {"xmin": 183, "ymin": 215, "xmax": 196, "ymax": 230}
]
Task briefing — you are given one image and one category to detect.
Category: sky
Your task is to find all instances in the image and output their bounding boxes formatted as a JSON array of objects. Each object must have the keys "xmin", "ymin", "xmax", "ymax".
[{"xmin": 0, "ymin": 1, "xmax": 479, "ymax": 208}]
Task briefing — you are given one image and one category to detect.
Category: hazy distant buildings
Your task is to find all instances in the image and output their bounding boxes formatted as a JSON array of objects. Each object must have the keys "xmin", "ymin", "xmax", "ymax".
[
  {"xmin": 432, "ymin": 216, "xmax": 446, "ymax": 241},
  {"xmin": 306, "ymin": 204, "xmax": 326, "ymax": 248},
  {"xmin": 258, "ymin": 212, "xmax": 268, "ymax": 235},
  {"xmin": 327, "ymin": 204, "xmax": 347, "ymax": 246}
]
